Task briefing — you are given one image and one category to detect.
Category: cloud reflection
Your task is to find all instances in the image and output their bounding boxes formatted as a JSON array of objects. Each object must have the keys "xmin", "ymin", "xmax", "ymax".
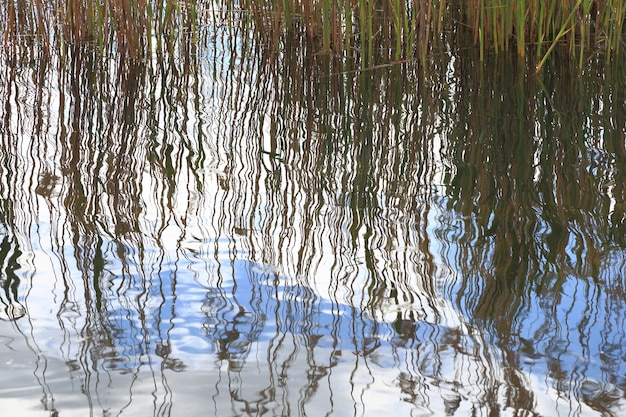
[{"xmin": 0, "ymin": 23, "xmax": 625, "ymax": 417}]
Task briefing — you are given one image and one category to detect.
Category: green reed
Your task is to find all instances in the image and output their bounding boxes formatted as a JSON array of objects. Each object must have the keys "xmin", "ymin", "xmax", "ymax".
[
  {"xmin": 1, "ymin": 0, "xmax": 624, "ymax": 68},
  {"xmin": 464, "ymin": 0, "xmax": 625, "ymax": 69},
  {"xmin": 225, "ymin": 0, "xmax": 624, "ymax": 69}
]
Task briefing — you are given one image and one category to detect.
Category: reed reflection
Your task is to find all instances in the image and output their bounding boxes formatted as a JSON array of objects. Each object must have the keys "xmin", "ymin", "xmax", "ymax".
[
  {"xmin": 0, "ymin": 23, "xmax": 625, "ymax": 417},
  {"xmin": 0, "ymin": 36, "xmax": 211, "ymax": 413},
  {"xmin": 0, "ymin": 234, "xmax": 26, "ymax": 321},
  {"xmin": 441, "ymin": 50, "xmax": 626, "ymax": 415},
  {"xmin": 204, "ymin": 41, "xmax": 625, "ymax": 415},
  {"xmin": 201, "ymin": 43, "xmax": 512, "ymax": 415}
]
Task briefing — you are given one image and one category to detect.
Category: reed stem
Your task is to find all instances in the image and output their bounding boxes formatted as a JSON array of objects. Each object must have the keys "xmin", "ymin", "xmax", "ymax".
[{"xmin": 0, "ymin": 0, "xmax": 623, "ymax": 69}]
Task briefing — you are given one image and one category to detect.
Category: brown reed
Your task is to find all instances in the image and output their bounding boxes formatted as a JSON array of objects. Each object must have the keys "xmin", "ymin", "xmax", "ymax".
[{"xmin": 0, "ymin": 0, "xmax": 623, "ymax": 69}]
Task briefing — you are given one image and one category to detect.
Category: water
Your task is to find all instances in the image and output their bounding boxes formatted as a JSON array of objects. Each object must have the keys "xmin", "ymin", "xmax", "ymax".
[{"xmin": 0, "ymin": 26, "xmax": 625, "ymax": 416}]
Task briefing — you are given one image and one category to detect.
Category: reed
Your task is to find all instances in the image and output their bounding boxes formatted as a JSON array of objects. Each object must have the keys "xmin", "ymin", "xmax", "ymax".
[
  {"xmin": 1, "ymin": 0, "xmax": 201, "ymax": 60},
  {"xmin": 231, "ymin": 0, "xmax": 438, "ymax": 62},
  {"xmin": 461, "ymin": 0, "xmax": 626, "ymax": 70},
  {"xmin": 231, "ymin": 0, "xmax": 624, "ymax": 68},
  {"xmin": 1, "ymin": 0, "xmax": 624, "ymax": 68}
]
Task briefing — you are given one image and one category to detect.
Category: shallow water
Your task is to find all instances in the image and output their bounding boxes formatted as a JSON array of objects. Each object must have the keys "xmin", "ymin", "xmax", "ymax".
[{"xmin": 0, "ymin": 27, "xmax": 625, "ymax": 416}]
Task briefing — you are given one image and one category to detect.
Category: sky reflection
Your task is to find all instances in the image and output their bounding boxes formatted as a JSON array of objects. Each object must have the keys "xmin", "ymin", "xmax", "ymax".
[{"xmin": 0, "ymin": 24, "xmax": 625, "ymax": 417}]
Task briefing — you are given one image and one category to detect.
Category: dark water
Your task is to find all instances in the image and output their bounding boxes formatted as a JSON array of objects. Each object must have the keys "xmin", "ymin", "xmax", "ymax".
[{"xmin": 0, "ymin": 26, "xmax": 625, "ymax": 416}]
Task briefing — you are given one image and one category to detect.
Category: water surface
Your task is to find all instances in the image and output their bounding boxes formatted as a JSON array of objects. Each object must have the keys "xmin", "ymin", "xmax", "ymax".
[{"xmin": 0, "ymin": 28, "xmax": 625, "ymax": 416}]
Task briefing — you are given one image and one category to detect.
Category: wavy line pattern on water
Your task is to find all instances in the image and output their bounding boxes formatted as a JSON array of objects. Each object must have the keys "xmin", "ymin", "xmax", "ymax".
[{"xmin": 0, "ymin": 24, "xmax": 625, "ymax": 417}]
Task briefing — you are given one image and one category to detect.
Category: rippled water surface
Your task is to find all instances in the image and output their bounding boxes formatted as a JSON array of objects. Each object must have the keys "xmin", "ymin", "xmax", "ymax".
[{"xmin": 0, "ymin": 26, "xmax": 625, "ymax": 416}]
